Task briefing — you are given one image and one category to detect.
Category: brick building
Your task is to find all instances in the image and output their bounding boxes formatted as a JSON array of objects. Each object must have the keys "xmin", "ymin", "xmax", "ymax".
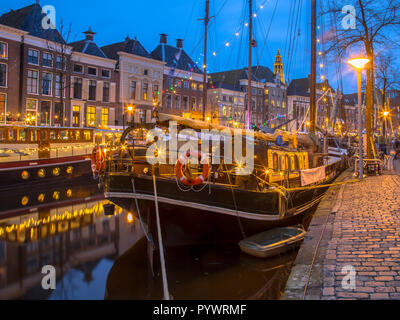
[
  {"xmin": 210, "ymin": 63, "xmax": 287, "ymax": 129},
  {"xmin": 151, "ymin": 35, "xmax": 204, "ymax": 120},
  {"xmin": 0, "ymin": 3, "xmax": 72, "ymax": 126},
  {"xmin": 0, "ymin": 24, "xmax": 26, "ymax": 123}
]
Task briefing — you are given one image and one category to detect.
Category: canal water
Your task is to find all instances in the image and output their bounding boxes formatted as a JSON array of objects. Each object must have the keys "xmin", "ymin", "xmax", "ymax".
[{"xmin": 0, "ymin": 179, "xmax": 314, "ymax": 300}]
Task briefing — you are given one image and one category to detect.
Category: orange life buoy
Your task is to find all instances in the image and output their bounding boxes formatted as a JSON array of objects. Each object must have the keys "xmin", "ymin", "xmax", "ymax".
[
  {"xmin": 91, "ymin": 145, "xmax": 106, "ymax": 175},
  {"xmin": 175, "ymin": 150, "xmax": 210, "ymax": 186}
]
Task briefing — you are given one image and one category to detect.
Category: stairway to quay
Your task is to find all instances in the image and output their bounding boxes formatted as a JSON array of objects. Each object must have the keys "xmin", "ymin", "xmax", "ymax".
[{"xmin": 282, "ymin": 160, "xmax": 400, "ymax": 300}]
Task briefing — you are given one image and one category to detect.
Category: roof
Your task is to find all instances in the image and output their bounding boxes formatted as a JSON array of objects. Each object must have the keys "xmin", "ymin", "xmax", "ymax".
[
  {"xmin": 101, "ymin": 37, "xmax": 151, "ymax": 60},
  {"xmin": 0, "ymin": 3, "xmax": 65, "ymax": 43},
  {"xmin": 210, "ymin": 81, "xmax": 243, "ymax": 93},
  {"xmin": 210, "ymin": 66, "xmax": 278, "ymax": 90},
  {"xmin": 151, "ymin": 44, "xmax": 202, "ymax": 74},
  {"xmin": 69, "ymin": 39, "xmax": 107, "ymax": 58},
  {"xmin": 287, "ymin": 76, "xmax": 335, "ymax": 97},
  {"xmin": 342, "ymin": 93, "xmax": 366, "ymax": 106}
]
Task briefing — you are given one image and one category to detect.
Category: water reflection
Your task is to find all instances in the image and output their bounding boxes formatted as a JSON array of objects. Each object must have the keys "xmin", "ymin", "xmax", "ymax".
[
  {"xmin": 0, "ymin": 180, "xmax": 312, "ymax": 300},
  {"xmin": 0, "ymin": 182, "xmax": 143, "ymax": 300}
]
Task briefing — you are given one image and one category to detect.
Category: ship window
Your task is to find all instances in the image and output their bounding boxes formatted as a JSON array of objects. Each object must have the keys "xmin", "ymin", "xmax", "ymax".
[
  {"xmin": 273, "ymin": 153, "xmax": 278, "ymax": 170},
  {"xmin": 59, "ymin": 130, "xmax": 68, "ymax": 141},
  {"xmin": 29, "ymin": 129, "xmax": 37, "ymax": 142},
  {"xmin": 9, "ymin": 129, "xmax": 16, "ymax": 141},
  {"xmin": 294, "ymin": 155, "xmax": 300, "ymax": 170},
  {"xmin": 18, "ymin": 129, "xmax": 27, "ymax": 142},
  {"xmin": 50, "ymin": 131, "xmax": 56, "ymax": 140},
  {"xmin": 0, "ymin": 128, "xmax": 5, "ymax": 142}
]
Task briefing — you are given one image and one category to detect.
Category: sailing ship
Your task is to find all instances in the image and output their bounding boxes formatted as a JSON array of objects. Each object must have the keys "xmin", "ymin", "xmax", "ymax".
[{"xmin": 98, "ymin": 0, "xmax": 347, "ymax": 245}]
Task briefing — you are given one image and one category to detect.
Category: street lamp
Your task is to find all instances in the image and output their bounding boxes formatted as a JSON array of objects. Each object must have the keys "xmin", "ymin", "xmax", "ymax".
[
  {"xmin": 347, "ymin": 57, "xmax": 370, "ymax": 179},
  {"xmin": 382, "ymin": 110, "xmax": 390, "ymax": 152},
  {"xmin": 123, "ymin": 104, "xmax": 134, "ymax": 130}
]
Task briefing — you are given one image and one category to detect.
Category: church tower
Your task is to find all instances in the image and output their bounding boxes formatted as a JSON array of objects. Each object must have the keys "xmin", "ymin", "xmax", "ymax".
[{"xmin": 274, "ymin": 49, "xmax": 285, "ymax": 84}]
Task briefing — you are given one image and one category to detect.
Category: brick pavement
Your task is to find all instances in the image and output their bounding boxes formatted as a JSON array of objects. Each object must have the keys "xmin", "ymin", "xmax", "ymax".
[{"xmin": 322, "ymin": 174, "xmax": 400, "ymax": 300}]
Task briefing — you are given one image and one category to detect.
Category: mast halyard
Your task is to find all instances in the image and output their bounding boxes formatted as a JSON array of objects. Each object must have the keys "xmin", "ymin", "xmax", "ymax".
[
  {"xmin": 247, "ymin": 0, "xmax": 253, "ymax": 130},
  {"xmin": 202, "ymin": 0, "xmax": 210, "ymax": 122},
  {"xmin": 310, "ymin": 0, "xmax": 317, "ymax": 134}
]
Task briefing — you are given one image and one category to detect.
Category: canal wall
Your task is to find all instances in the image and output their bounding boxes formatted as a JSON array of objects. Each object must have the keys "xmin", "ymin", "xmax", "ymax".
[{"xmin": 282, "ymin": 169, "xmax": 400, "ymax": 300}]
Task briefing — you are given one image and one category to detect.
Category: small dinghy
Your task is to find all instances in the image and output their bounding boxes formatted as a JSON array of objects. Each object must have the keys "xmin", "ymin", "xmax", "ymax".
[{"xmin": 238, "ymin": 226, "xmax": 306, "ymax": 258}]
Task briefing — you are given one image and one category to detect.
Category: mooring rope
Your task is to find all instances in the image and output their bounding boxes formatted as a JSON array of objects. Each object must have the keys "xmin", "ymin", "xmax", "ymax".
[{"xmin": 152, "ymin": 169, "xmax": 171, "ymax": 300}]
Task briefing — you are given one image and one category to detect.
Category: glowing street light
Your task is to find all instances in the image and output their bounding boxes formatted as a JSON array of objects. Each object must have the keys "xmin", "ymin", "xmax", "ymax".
[
  {"xmin": 347, "ymin": 58, "xmax": 370, "ymax": 70},
  {"xmin": 347, "ymin": 57, "xmax": 370, "ymax": 179}
]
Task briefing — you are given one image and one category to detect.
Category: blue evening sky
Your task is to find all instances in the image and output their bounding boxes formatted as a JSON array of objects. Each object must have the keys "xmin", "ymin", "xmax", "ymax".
[{"xmin": 1, "ymin": 0, "xmax": 362, "ymax": 93}]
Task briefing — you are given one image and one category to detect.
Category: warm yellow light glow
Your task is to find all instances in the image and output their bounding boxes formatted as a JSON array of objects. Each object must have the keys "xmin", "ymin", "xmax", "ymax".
[
  {"xmin": 347, "ymin": 58, "xmax": 370, "ymax": 70},
  {"xmin": 383, "ymin": 111, "xmax": 389, "ymax": 117},
  {"xmin": 127, "ymin": 105, "xmax": 133, "ymax": 112},
  {"xmin": 126, "ymin": 212, "xmax": 134, "ymax": 224},
  {"xmin": 306, "ymin": 121, "xmax": 310, "ymax": 126}
]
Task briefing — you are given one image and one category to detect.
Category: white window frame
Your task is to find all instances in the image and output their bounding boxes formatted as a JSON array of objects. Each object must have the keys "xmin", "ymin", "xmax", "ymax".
[
  {"xmin": 0, "ymin": 42, "xmax": 8, "ymax": 59},
  {"xmin": 175, "ymin": 95, "xmax": 181, "ymax": 109},
  {"xmin": 88, "ymin": 66, "xmax": 98, "ymax": 76},
  {"xmin": 101, "ymin": 69, "xmax": 111, "ymax": 78},
  {"xmin": 0, "ymin": 63, "xmax": 7, "ymax": 88},
  {"xmin": 27, "ymin": 69, "xmax": 39, "ymax": 94},
  {"xmin": 42, "ymin": 52, "xmax": 53, "ymax": 68},
  {"xmin": 28, "ymin": 48, "xmax": 39, "ymax": 65},
  {"xmin": 42, "ymin": 72, "xmax": 53, "ymax": 96},
  {"xmin": 166, "ymin": 93, "xmax": 172, "ymax": 109},
  {"xmin": 73, "ymin": 63, "xmax": 84, "ymax": 74},
  {"xmin": 55, "ymin": 74, "xmax": 65, "ymax": 98}
]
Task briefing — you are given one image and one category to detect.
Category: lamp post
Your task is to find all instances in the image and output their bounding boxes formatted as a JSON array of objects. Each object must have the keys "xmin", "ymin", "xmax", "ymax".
[
  {"xmin": 347, "ymin": 58, "xmax": 370, "ymax": 179},
  {"xmin": 123, "ymin": 104, "xmax": 133, "ymax": 130},
  {"xmin": 383, "ymin": 110, "xmax": 389, "ymax": 153}
]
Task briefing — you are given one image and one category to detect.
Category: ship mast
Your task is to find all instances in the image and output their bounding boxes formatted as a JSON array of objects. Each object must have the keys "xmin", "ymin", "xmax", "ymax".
[
  {"xmin": 247, "ymin": 0, "xmax": 253, "ymax": 129},
  {"xmin": 202, "ymin": 0, "xmax": 210, "ymax": 121},
  {"xmin": 309, "ymin": 0, "xmax": 317, "ymax": 134}
]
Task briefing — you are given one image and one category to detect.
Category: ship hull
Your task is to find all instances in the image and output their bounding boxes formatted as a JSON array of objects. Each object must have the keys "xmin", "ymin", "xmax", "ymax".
[
  {"xmin": 0, "ymin": 156, "xmax": 92, "ymax": 190},
  {"xmin": 104, "ymin": 166, "xmax": 340, "ymax": 246}
]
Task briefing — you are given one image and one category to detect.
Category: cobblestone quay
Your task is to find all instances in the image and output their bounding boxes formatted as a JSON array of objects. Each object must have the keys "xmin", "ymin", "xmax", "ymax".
[{"xmin": 282, "ymin": 169, "xmax": 400, "ymax": 300}]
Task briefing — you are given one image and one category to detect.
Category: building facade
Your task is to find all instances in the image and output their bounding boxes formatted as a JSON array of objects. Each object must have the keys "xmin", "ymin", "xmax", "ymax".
[
  {"xmin": 151, "ymin": 35, "xmax": 204, "ymax": 120},
  {"xmin": 102, "ymin": 36, "xmax": 164, "ymax": 125},
  {"xmin": 0, "ymin": 24, "xmax": 26, "ymax": 124},
  {"xmin": 69, "ymin": 28, "xmax": 118, "ymax": 128},
  {"xmin": 207, "ymin": 82, "xmax": 245, "ymax": 127},
  {"xmin": 0, "ymin": 3, "xmax": 73, "ymax": 127}
]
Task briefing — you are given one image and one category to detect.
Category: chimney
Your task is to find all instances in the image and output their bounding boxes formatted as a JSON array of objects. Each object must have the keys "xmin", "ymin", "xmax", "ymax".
[
  {"xmin": 160, "ymin": 34, "xmax": 168, "ymax": 44},
  {"xmin": 176, "ymin": 39, "xmax": 183, "ymax": 49},
  {"xmin": 83, "ymin": 26, "xmax": 96, "ymax": 41}
]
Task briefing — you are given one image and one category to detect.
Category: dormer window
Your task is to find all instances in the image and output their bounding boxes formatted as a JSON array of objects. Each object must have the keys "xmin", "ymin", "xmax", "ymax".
[{"xmin": 144, "ymin": 69, "xmax": 148, "ymax": 76}]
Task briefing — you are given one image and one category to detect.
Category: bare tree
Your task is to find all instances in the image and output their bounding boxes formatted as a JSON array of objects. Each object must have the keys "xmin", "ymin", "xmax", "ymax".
[
  {"xmin": 321, "ymin": 0, "xmax": 400, "ymax": 158},
  {"xmin": 375, "ymin": 53, "xmax": 400, "ymax": 107},
  {"xmin": 45, "ymin": 19, "xmax": 73, "ymax": 127}
]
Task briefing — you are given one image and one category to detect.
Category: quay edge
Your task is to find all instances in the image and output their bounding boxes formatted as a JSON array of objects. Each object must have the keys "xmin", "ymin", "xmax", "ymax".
[{"xmin": 281, "ymin": 170, "xmax": 354, "ymax": 300}]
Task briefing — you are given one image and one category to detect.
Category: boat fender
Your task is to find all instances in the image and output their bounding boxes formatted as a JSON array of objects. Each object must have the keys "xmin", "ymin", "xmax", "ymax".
[
  {"xmin": 91, "ymin": 145, "xmax": 106, "ymax": 176},
  {"xmin": 175, "ymin": 150, "xmax": 210, "ymax": 186}
]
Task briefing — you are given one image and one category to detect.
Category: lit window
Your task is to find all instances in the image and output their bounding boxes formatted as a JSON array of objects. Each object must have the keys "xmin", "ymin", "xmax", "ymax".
[
  {"xmin": 102, "ymin": 108, "xmax": 109, "ymax": 126},
  {"xmin": 87, "ymin": 106, "xmax": 96, "ymax": 127},
  {"xmin": 0, "ymin": 42, "xmax": 7, "ymax": 58}
]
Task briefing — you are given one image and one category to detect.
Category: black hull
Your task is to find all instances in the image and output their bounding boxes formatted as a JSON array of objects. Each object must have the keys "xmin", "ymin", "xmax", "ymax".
[
  {"xmin": 0, "ymin": 158, "xmax": 92, "ymax": 190},
  {"xmin": 104, "ymin": 165, "xmax": 342, "ymax": 246}
]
